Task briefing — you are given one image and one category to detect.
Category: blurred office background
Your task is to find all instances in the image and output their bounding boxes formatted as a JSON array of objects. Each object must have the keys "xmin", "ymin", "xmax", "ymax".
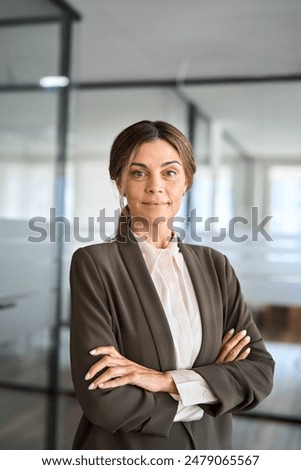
[{"xmin": 0, "ymin": 0, "xmax": 301, "ymax": 449}]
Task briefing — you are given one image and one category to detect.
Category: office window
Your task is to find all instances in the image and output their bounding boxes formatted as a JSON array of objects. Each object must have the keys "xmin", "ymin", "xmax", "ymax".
[{"xmin": 269, "ymin": 166, "xmax": 301, "ymax": 235}]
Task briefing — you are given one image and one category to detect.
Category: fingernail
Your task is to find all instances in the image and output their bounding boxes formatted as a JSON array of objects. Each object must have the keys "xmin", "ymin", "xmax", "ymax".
[
  {"xmin": 229, "ymin": 328, "xmax": 235, "ymax": 334},
  {"xmin": 89, "ymin": 349, "xmax": 96, "ymax": 355},
  {"xmin": 88, "ymin": 383, "xmax": 96, "ymax": 390},
  {"xmin": 246, "ymin": 336, "xmax": 251, "ymax": 342},
  {"xmin": 84, "ymin": 373, "xmax": 90, "ymax": 380},
  {"xmin": 246, "ymin": 347, "xmax": 251, "ymax": 354},
  {"xmin": 241, "ymin": 329, "xmax": 247, "ymax": 336}
]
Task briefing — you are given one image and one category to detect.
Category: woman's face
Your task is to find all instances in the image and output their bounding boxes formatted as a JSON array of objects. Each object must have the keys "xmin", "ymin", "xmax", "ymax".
[{"xmin": 120, "ymin": 139, "xmax": 187, "ymax": 227}]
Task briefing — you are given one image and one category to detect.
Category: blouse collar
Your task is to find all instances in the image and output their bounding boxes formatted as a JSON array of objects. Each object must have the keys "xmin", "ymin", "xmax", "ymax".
[{"xmin": 131, "ymin": 230, "xmax": 183, "ymax": 275}]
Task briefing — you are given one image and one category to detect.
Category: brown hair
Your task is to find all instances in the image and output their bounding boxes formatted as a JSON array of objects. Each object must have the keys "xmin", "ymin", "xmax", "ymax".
[{"xmin": 109, "ymin": 120, "xmax": 196, "ymax": 234}]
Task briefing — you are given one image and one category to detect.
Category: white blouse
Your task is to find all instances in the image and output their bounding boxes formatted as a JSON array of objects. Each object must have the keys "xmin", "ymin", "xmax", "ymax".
[{"xmin": 135, "ymin": 233, "xmax": 217, "ymax": 422}]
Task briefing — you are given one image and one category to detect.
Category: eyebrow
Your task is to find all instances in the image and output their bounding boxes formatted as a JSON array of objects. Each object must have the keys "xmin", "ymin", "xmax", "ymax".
[{"xmin": 130, "ymin": 160, "xmax": 182, "ymax": 168}]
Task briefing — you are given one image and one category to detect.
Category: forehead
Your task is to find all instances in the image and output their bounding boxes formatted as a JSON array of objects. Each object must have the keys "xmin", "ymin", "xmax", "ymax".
[{"xmin": 133, "ymin": 139, "xmax": 180, "ymax": 162}]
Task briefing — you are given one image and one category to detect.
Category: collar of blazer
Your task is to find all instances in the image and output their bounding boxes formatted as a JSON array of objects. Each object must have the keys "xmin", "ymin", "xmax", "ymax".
[{"xmin": 115, "ymin": 223, "xmax": 219, "ymax": 369}]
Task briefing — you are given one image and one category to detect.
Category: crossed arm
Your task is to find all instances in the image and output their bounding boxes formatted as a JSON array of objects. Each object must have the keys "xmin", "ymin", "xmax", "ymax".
[{"xmin": 84, "ymin": 328, "xmax": 251, "ymax": 395}]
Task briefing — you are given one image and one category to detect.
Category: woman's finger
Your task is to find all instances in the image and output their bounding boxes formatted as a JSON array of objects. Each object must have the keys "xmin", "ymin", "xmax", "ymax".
[
  {"xmin": 89, "ymin": 345, "xmax": 121, "ymax": 357},
  {"xmin": 219, "ymin": 329, "xmax": 246, "ymax": 356},
  {"xmin": 220, "ymin": 328, "xmax": 235, "ymax": 349},
  {"xmin": 215, "ymin": 330, "xmax": 250, "ymax": 364},
  {"xmin": 88, "ymin": 365, "xmax": 133, "ymax": 390},
  {"xmin": 85, "ymin": 349, "xmax": 128, "ymax": 380},
  {"xmin": 222, "ymin": 335, "xmax": 251, "ymax": 362},
  {"xmin": 96, "ymin": 376, "xmax": 130, "ymax": 389},
  {"xmin": 85, "ymin": 357, "xmax": 118, "ymax": 380},
  {"xmin": 236, "ymin": 347, "xmax": 251, "ymax": 361},
  {"xmin": 222, "ymin": 329, "xmax": 248, "ymax": 353}
]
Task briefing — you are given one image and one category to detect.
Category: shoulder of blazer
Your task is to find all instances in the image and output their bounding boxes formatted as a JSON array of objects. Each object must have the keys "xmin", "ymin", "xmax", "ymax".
[
  {"xmin": 70, "ymin": 241, "xmax": 122, "ymax": 271},
  {"xmin": 74, "ymin": 240, "xmax": 119, "ymax": 257},
  {"xmin": 179, "ymin": 241, "xmax": 228, "ymax": 269}
]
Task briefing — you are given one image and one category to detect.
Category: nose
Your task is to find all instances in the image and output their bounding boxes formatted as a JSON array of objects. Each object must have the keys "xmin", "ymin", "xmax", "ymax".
[
  {"xmin": 146, "ymin": 187, "xmax": 163, "ymax": 194},
  {"xmin": 145, "ymin": 174, "xmax": 163, "ymax": 194}
]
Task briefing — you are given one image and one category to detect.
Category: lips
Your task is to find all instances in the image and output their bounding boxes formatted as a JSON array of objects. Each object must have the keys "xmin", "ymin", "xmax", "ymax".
[{"xmin": 142, "ymin": 202, "xmax": 170, "ymax": 206}]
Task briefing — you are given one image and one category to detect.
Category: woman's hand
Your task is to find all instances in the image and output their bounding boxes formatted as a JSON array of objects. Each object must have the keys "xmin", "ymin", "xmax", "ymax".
[
  {"xmin": 215, "ymin": 329, "xmax": 251, "ymax": 364},
  {"xmin": 85, "ymin": 330, "xmax": 250, "ymax": 392},
  {"xmin": 85, "ymin": 345, "xmax": 177, "ymax": 394}
]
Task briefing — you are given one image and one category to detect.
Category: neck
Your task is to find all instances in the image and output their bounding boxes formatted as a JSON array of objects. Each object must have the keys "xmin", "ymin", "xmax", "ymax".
[{"xmin": 131, "ymin": 221, "xmax": 174, "ymax": 248}]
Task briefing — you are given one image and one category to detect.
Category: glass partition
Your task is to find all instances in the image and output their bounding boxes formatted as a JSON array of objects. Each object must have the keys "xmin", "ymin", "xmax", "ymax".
[
  {"xmin": 0, "ymin": 92, "xmax": 58, "ymax": 219},
  {"xmin": 0, "ymin": 0, "xmax": 79, "ymax": 450},
  {"xmin": 0, "ymin": 23, "xmax": 60, "ymax": 85}
]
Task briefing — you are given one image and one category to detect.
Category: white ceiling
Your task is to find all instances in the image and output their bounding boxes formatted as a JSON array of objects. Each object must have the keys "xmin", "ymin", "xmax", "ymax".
[
  {"xmin": 68, "ymin": 0, "xmax": 301, "ymax": 82},
  {"xmin": 65, "ymin": 0, "xmax": 301, "ymax": 159}
]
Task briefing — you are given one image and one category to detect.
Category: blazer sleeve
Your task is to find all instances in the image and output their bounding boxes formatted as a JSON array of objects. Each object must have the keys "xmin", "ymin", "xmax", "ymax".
[
  {"xmin": 192, "ymin": 253, "xmax": 275, "ymax": 417},
  {"xmin": 69, "ymin": 247, "xmax": 178, "ymax": 437}
]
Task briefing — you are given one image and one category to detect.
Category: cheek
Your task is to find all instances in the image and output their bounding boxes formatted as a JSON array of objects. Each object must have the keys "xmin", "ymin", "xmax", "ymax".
[
  {"xmin": 171, "ymin": 183, "xmax": 186, "ymax": 199},
  {"xmin": 122, "ymin": 181, "xmax": 132, "ymax": 198},
  {"xmin": 124, "ymin": 186, "xmax": 141, "ymax": 205}
]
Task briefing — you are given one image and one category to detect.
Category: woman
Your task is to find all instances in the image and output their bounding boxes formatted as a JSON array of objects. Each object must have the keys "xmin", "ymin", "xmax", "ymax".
[{"xmin": 69, "ymin": 120, "xmax": 274, "ymax": 450}]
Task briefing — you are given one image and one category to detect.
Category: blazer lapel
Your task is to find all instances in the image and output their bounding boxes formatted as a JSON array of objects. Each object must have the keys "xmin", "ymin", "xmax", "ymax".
[
  {"xmin": 178, "ymin": 241, "xmax": 219, "ymax": 365},
  {"xmin": 116, "ymin": 227, "xmax": 177, "ymax": 371}
]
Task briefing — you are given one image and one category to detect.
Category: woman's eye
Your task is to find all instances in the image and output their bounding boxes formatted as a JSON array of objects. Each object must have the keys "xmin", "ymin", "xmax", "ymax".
[
  {"xmin": 131, "ymin": 170, "xmax": 146, "ymax": 177},
  {"xmin": 164, "ymin": 170, "xmax": 177, "ymax": 177}
]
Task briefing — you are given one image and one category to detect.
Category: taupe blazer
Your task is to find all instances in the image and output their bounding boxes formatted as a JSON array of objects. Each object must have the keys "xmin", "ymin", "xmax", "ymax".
[{"xmin": 69, "ymin": 228, "xmax": 274, "ymax": 450}]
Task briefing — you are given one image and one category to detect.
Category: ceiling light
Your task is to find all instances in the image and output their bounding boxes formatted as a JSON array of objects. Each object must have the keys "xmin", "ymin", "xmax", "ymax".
[{"xmin": 39, "ymin": 76, "xmax": 70, "ymax": 88}]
